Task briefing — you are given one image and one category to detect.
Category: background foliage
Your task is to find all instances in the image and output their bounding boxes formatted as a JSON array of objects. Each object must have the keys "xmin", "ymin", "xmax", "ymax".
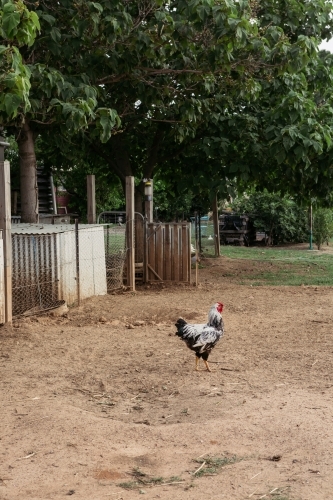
[{"xmin": 232, "ymin": 191, "xmax": 309, "ymax": 245}]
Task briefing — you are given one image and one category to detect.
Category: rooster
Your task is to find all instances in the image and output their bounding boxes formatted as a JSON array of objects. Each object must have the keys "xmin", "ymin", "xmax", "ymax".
[{"xmin": 175, "ymin": 302, "xmax": 224, "ymax": 372}]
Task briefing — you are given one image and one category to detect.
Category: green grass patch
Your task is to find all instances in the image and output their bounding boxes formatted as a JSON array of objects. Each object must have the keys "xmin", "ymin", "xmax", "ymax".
[
  {"xmin": 118, "ymin": 468, "xmax": 183, "ymax": 490},
  {"xmin": 193, "ymin": 455, "xmax": 240, "ymax": 477},
  {"xmin": 204, "ymin": 245, "xmax": 333, "ymax": 286}
]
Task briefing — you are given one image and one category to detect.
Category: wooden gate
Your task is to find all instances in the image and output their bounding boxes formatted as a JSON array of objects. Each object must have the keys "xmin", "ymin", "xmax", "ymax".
[{"xmin": 145, "ymin": 222, "xmax": 191, "ymax": 282}]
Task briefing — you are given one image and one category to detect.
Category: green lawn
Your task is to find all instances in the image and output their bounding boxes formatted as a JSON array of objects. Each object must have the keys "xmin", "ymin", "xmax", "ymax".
[{"xmin": 204, "ymin": 245, "xmax": 333, "ymax": 286}]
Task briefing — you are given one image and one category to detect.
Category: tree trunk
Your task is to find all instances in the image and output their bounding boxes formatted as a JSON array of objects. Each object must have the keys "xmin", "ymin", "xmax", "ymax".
[{"xmin": 17, "ymin": 121, "xmax": 38, "ymax": 223}]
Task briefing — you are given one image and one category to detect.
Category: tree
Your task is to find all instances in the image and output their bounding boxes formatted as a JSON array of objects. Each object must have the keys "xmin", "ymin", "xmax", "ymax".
[
  {"xmin": 3, "ymin": 0, "xmax": 333, "ymax": 222},
  {"xmin": 0, "ymin": 0, "xmax": 39, "ymax": 117},
  {"xmin": 40, "ymin": 0, "xmax": 331, "ymax": 212},
  {"xmin": 1, "ymin": 0, "xmax": 120, "ymax": 221},
  {"xmin": 150, "ymin": 1, "xmax": 333, "ymax": 209}
]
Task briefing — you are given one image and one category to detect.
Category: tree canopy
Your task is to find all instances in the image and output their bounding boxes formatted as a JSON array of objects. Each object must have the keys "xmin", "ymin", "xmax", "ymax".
[{"xmin": 1, "ymin": 0, "xmax": 333, "ymax": 220}]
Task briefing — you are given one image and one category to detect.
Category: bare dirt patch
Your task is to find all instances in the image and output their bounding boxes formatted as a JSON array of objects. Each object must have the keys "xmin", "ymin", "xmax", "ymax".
[{"xmin": 1, "ymin": 257, "xmax": 333, "ymax": 499}]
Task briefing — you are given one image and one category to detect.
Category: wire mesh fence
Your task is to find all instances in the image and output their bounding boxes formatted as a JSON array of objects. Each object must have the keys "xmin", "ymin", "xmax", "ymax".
[
  {"xmin": 102, "ymin": 224, "xmax": 127, "ymax": 291},
  {"xmin": 12, "ymin": 232, "xmax": 63, "ymax": 316},
  {"xmin": 190, "ymin": 217, "xmax": 215, "ymax": 255}
]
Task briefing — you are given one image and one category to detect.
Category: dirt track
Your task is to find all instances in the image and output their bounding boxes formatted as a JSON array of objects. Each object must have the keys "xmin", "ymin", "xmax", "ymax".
[{"xmin": 1, "ymin": 256, "xmax": 333, "ymax": 500}]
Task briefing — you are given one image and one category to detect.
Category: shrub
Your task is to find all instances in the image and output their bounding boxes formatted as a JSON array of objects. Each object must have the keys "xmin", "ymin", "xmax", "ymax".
[
  {"xmin": 232, "ymin": 191, "xmax": 308, "ymax": 245},
  {"xmin": 313, "ymin": 208, "xmax": 333, "ymax": 250}
]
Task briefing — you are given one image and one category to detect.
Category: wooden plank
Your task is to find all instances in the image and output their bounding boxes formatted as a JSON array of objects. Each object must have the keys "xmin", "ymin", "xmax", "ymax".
[
  {"xmin": 164, "ymin": 224, "xmax": 171, "ymax": 280},
  {"xmin": 173, "ymin": 224, "xmax": 179, "ymax": 282},
  {"xmin": 143, "ymin": 219, "xmax": 148, "ymax": 283},
  {"xmin": 156, "ymin": 223, "xmax": 164, "ymax": 280},
  {"xmin": 125, "ymin": 176, "xmax": 135, "ymax": 290},
  {"xmin": 147, "ymin": 264, "xmax": 163, "ymax": 281},
  {"xmin": 87, "ymin": 175, "xmax": 96, "ymax": 224},
  {"xmin": 0, "ymin": 160, "xmax": 12, "ymax": 323},
  {"xmin": 179, "ymin": 224, "xmax": 183, "ymax": 281},
  {"xmin": 181, "ymin": 224, "xmax": 188, "ymax": 281},
  {"xmin": 146, "ymin": 223, "xmax": 162, "ymax": 240},
  {"xmin": 148, "ymin": 223, "xmax": 156, "ymax": 281},
  {"xmin": 186, "ymin": 223, "xmax": 192, "ymax": 282},
  {"xmin": 135, "ymin": 213, "xmax": 144, "ymax": 263}
]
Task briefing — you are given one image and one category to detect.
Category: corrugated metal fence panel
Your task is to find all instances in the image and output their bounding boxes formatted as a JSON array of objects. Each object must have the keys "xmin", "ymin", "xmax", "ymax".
[{"xmin": 147, "ymin": 222, "xmax": 191, "ymax": 282}]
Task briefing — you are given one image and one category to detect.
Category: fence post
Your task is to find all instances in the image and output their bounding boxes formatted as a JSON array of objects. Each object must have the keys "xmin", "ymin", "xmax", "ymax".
[
  {"xmin": 87, "ymin": 174, "xmax": 96, "ymax": 223},
  {"xmin": 0, "ymin": 135, "xmax": 12, "ymax": 323},
  {"xmin": 126, "ymin": 176, "xmax": 135, "ymax": 291},
  {"xmin": 144, "ymin": 179, "xmax": 153, "ymax": 223},
  {"xmin": 143, "ymin": 217, "xmax": 148, "ymax": 283},
  {"xmin": 212, "ymin": 193, "xmax": 220, "ymax": 257},
  {"xmin": 75, "ymin": 219, "xmax": 80, "ymax": 305}
]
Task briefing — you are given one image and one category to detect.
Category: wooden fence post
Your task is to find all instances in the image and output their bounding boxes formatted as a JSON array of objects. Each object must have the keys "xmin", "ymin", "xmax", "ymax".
[
  {"xmin": 126, "ymin": 176, "xmax": 135, "ymax": 291},
  {"xmin": 212, "ymin": 193, "xmax": 220, "ymax": 257},
  {"xmin": 0, "ymin": 136, "xmax": 12, "ymax": 323},
  {"xmin": 144, "ymin": 179, "xmax": 153, "ymax": 223},
  {"xmin": 87, "ymin": 174, "xmax": 96, "ymax": 223}
]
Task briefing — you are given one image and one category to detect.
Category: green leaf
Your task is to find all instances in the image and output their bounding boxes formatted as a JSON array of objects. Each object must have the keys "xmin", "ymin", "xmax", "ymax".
[
  {"xmin": 29, "ymin": 11, "xmax": 40, "ymax": 31},
  {"xmin": 50, "ymin": 27, "xmax": 61, "ymax": 42},
  {"xmin": 40, "ymin": 14, "xmax": 56, "ymax": 25},
  {"xmin": 2, "ymin": 4, "xmax": 20, "ymax": 37},
  {"xmin": 3, "ymin": 93, "xmax": 23, "ymax": 117},
  {"xmin": 90, "ymin": 2, "xmax": 103, "ymax": 13},
  {"xmin": 276, "ymin": 149, "xmax": 286, "ymax": 164}
]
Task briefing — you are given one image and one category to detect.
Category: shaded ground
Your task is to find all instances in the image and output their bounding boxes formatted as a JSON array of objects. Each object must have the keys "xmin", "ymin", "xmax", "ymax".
[{"xmin": 1, "ymin": 255, "xmax": 333, "ymax": 500}]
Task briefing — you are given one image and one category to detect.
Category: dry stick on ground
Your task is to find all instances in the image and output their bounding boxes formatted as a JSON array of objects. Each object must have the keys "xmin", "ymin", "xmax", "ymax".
[
  {"xmin": 17, "ymin": 452, "xmax": 37, "ymax": 460},
  {"xmin": 192, "ymin": 461, "xmax": 206, "ymax": 476},
  {"xmin": 248, "ymin": 486, "xmax": 261, "ymax": 498},
  {"xmin": 155, "ymin": 481, "xmax": 184, "ymax": 486}
]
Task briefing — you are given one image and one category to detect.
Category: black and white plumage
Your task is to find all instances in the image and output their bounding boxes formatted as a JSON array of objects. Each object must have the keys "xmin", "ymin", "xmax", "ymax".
[{"xmin": 175, "ymin": 302, "xmax": 224, "ymax": 372}]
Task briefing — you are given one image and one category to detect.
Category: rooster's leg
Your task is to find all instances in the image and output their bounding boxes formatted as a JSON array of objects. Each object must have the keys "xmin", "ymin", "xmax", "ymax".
[
  {"xmin": 195, "ymin": 356, "xmax": 200, "ymax": 371},
  {"xmin": 202, "ymin": 352, "xmax": 212, "ymax": 372},
  {"xmin": 203, "ymin": 360, "xmax": 212, "ymax": 372}
]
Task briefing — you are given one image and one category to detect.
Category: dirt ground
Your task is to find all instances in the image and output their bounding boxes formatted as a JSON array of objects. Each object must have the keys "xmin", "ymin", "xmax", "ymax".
[{"xmin": 1, "ymin": 256, "xmax": 333, "ymax": 500}]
